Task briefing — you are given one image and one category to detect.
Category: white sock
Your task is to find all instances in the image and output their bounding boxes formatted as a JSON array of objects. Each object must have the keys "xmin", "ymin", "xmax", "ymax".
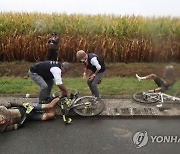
[
  {"xmin": 136, "ymin": 74, "xmax": 141, "ymax": 81},
  {"xmin": 136, "ymin": 74, "xmax": 146, "ymax": 81}
]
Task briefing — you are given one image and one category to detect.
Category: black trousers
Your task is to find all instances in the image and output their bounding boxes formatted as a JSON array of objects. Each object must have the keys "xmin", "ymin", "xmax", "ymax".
[{"xmin": 47, "ymin": 49, "xmax": 58, "ymax": 61}]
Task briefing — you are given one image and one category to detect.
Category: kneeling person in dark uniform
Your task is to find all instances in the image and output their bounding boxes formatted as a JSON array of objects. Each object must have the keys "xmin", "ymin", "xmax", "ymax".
[{"xmin": 28, "ymin": 61, "xmax": 71, "ymax": 103}]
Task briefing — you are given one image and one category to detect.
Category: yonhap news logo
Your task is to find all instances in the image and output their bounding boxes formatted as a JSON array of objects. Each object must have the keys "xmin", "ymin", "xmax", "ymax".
[
  {"xmin": 133, "ymin": 130, "xmax": 180, "ymax": 148},
  {"xmin": 133, "ymin": 131, "xmax": 148, "ymax": 148}
]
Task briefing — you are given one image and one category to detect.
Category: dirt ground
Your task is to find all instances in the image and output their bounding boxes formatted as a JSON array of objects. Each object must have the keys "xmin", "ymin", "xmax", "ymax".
[{"xmin": 0, "ymin": 61, "xmax": 180, "ymax": 78}]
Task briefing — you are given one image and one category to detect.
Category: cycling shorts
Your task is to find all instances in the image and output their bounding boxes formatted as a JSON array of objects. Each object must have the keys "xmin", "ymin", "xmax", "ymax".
[
  {"xmin": 154, "ymin": 77, "xmax": 168, "ymax": 90},
  {"xmin": 18, "ymin": 107, "xmax": 42, "ymax": 121}
]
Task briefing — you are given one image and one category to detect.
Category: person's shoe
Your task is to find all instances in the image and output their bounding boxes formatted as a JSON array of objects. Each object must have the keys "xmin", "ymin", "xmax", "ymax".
[
  {"xmin": 97, "ymin": 79, "xmax": 102, "ymax": 84},
  {"xmin": 136, "ymin": 74, "xmax": 142, "ymax": 81},
  {"xmin": 94, "ymin": 97, "xmax": 101, "ymax": 104}
]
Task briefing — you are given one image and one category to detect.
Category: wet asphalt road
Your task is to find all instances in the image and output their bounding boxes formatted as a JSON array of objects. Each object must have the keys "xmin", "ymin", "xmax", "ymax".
[{"xmin": 1, "ymin": 117, "xmax": 180, "ymax": 154}]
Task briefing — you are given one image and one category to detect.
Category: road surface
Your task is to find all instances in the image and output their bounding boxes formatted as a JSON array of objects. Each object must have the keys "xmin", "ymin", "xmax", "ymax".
[{"xmin": 1, "ymin": 117, "xmax": 180, "ymax": 154}]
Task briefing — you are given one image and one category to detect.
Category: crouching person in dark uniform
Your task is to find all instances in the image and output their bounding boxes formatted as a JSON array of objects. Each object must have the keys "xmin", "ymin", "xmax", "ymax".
[
  {"xmin": 76, "ymin": 50, "xmax": 106, "ymax": 100},
  {"xmin": 28, "ymin": 61, "xmax": 71, "ymax": 103}
]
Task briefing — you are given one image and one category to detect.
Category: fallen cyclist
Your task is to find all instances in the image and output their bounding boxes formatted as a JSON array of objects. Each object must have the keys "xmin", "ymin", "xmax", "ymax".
[
  {"xmin": 136, "ymin": 65, "xmax": 176, "ymax": 93},
  {"xmin": 0, "ymin": 97, "xmax": 60, "ymax": 132}
]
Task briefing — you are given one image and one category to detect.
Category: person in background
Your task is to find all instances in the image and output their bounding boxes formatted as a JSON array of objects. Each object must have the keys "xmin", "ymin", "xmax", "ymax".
[
  {"xmin": 47, "ymin": 32, "xmax": 60, "ymax": 61},
  {"xmin": 76, "ymin": 50, "xmax": 106, "ymax": 100},
  {"xmin": 136, "ymin": 65, "xmax": 176, "ymax": 92},
  {"xmin": 28, "ymin": 61, "xmax": 71, "ymax": 103},
  {"xmin": 0, "ymin": 97, "xmax": 60, "ymax": 132}
]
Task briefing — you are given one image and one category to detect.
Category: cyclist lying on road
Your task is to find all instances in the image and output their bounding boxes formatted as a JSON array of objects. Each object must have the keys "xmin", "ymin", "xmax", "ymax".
[
  {"xmin": 0, "ymin": 97, "xmax": 60, "ymax": 132},
  {"xmin": 136, "ymin": 65, "xmax": 176, "ymax": 93}
]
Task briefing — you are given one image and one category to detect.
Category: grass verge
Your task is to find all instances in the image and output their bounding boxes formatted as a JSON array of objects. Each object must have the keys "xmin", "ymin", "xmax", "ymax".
[{"xmin": 0, "ymin": 76, "xmax": 179, "ymax": 96}]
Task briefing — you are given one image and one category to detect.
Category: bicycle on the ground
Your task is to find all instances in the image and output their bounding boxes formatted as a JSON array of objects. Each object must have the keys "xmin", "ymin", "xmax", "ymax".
[
  {"xmin": 133, "ymin": 91, "xmax": 180, "ymax": 111},
  {"xmin": 52, "ymin": 90, "xmax": 105, "ymax": 124}
]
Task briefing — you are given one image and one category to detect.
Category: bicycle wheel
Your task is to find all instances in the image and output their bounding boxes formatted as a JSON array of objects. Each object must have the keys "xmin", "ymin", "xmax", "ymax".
[
  {"xmin": 133, "ymin": 91, "xmax": 159, "ymax": 104},
  {"xmin": 73, "ymin": 96, "xmax": 105, "ymax": 116}
]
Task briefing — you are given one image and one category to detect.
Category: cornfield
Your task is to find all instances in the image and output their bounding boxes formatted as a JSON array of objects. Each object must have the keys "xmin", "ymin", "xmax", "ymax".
[{"xmin": 0, "ymin": 12, "xmax": 180, "ymax": 62}]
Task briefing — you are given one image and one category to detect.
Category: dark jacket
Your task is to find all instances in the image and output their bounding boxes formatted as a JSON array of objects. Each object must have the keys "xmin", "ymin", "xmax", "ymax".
[
  {"xmin": 30, "ymin": 61, "xmax": 62, "ymax": 79},
  {"xmin": 87, "ymin": 53, "xmax": 106, "ymax": 73}
]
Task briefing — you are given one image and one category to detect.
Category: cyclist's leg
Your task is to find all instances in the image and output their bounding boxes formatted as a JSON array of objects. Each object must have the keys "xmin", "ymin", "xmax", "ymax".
[
  {"xmin": 42, "ymin": 97, "xmax": 60, "ymax": 109},
  {"xmin": 18, "ymin": 106, "xmax": 26, "ymax": 118},
  {"xmin": 154, "ymin": 77, "xmax": 165, "ymax": 87},
  {"xmin": 25, "ymin": 108, "xmax": 54, "ymax": 121},
  {"xmin": 33, "ymin": 97, "xmax": 60, "ymax": 110},
  {"xmin": 153, "ymin": 77, "xmax": 168, "ymax": 92},
  {"xmin": 41, "ymin": 110, "xmax": 55, "ymax": 120},
  {"xmin": 136, "ymin": 73, "xmax": 158, "ymax": 81}
]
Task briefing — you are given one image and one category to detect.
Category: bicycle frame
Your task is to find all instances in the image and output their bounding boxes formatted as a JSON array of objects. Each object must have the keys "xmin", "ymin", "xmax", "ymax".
[
  {"xmin": 62, "ymin": 95, "xmax": 97, "ymax": 111},
  {"xmin": 144, "ymin": 92, "xmax": 180, "ymax": 104},
  {"xmin": 52, "ymin": 90, "xmax": 104, "ymax": 119}
]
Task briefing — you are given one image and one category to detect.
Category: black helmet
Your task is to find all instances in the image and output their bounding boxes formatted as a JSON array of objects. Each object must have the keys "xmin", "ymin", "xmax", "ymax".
[{"xmin": 51, "ymin": 32, "xmax": 57, "ymax": 36}]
